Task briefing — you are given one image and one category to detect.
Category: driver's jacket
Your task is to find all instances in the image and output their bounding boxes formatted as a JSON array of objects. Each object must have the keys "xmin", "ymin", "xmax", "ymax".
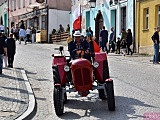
[{"xmin": 68, "ymin": 38, "xmax": 91, "ymax": 60}]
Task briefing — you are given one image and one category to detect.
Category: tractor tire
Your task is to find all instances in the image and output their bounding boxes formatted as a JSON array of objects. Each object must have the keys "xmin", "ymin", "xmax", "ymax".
[
  {"xmin": 63, "ymin": 92, "xmax": 67, "ymax": 104},
  {"xmin": 52, "ymin": 66, "xmax": 61, "ymax": 84},
  {"xmin": 98, "ymin": 89, "xmax": 106, "ymax": 100},
  {"xmin": 106, "ymin": 81, "xmax": 115, "ymax": 111},
  {"xmin": 54, "ymin": 87, "xmax": 64, "ymax": 116}
]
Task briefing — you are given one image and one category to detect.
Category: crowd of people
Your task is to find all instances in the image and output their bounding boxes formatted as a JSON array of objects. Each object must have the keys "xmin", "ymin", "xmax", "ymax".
[
  {"xmin": 0, "ymin": 20, "xmax": 37, "ymax": 74},
  {"xmin": 67, "ymin": 26, "xmax": 134, "ymax": 60},
  {"xmin": 11, "ymin": 20, "xmax": 36, "ymax": 45},
  {"xmin": 98, "ymin": 27, "xmax": 133, "ymax": 56}
]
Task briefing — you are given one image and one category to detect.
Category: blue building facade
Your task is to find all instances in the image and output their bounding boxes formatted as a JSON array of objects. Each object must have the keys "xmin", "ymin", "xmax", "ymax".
[
  {"xmin": 0, "ymin": 1, "xmax": 8, "ymax": 34},
  {"xmin": 71, "ymin": 0, "xmax": 135, "ymax": 42}
]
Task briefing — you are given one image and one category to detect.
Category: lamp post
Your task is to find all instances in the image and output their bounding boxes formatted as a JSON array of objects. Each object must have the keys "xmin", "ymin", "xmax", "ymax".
[{"xmin": 89, "ymin": 0, "xmax": 96, "ymax": 8}]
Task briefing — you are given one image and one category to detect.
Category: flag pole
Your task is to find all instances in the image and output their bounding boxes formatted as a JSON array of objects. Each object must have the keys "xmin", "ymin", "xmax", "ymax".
[{"xmin": 80, "ymin": 4, "xmax": 82, "ymax": 32}]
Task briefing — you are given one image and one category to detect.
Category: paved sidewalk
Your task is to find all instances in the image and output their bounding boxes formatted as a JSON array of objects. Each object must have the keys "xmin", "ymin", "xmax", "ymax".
[{"xmin": 0, "ymin": 68, "xmax": 36, "ymax": 120}]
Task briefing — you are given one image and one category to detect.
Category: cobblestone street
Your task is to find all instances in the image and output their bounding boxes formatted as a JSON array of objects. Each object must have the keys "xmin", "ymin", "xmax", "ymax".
[
  {"xmin": 0, "ymin": 68, "xmax": 29, "ymax": 120},
  {"xmin": 12, "ymin": 41, "xmax": 160, "ymax": 120}
]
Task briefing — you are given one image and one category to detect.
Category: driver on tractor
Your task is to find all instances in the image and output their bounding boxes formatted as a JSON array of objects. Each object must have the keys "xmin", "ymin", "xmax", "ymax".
[{"xmin": 68, "ymin": 30, "xmax": 91, "ymax": 62}]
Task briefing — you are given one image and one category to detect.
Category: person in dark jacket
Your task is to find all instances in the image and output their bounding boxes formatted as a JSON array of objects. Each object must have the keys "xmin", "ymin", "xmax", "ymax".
[
  {"xmin": 68, "ymin": 30, "xmax": 91, "ymax": 61},
  {"xmin": 6, "ymin": 34, "xmax": 16, "ymax": 68},
  {"xmin": 100, "ymin": 26, "xmax": 108, "ymax": 53},
  {"xmin": 20, "ymin": 20, "xmax": 25, "ymax": 29},
  {"xmin": 0, "ymin": 32, "xmax": 7, "ymax": 74},
  {"xmin": 152, "ymin": 26, "xmax": 160, "ymax": 64},
  {"xmin": 126, "ymin": 29, "xmax": 133, "ymax": 55}
]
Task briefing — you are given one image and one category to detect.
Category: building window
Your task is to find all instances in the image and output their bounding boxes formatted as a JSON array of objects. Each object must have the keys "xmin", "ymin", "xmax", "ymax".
[
  {"xmin": 14, "ymin": 0, "xmax": 16, "ymax": 11},
  {"xmin": 144, "ymin": 8, "xmax": 149, "ymax": 29},
  {"xmin": 23, "ymin": 0, "xmax": 25, "ymax": 7},
  {"xmin": 18, "ymin": 0, "xmax": 21, "ymax": 9},
  {"xmin": 10, "ymin": 0, "xmax": 13, "ymax": 11},
  {"xmin": 29, "ymin": 0, "xmax": 32, "ymax": 4},
  {"xmin": 158, "ymin": 6, "xmax": 160, "ymax": 26}
]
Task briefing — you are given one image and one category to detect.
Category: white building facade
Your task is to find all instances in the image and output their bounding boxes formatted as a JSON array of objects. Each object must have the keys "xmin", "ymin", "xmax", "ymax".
[{"xmin": 71, "ymin": 0, "xmax": 135, "ymax": 44}]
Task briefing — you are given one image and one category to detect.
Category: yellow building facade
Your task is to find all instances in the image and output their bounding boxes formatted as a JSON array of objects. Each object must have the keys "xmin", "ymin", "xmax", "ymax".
[{"xmin": 136, "ymin": 0, "xmax": 160, "ymax": 55}]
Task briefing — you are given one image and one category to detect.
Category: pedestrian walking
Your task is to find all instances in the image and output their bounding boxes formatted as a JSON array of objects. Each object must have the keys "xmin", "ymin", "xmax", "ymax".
[
  {"xmin": 126, "ymin": 29, "xmax": 133, "ymax": 55},
  {"xmin": 2, "ymin": 33, "xmax": 8, "ymax": 67},
  {"xmin": 121, "ymin": 39, "xmax": 127, "ymax": 56},
  {"xmin": 88, "ymin": 27, "xmax": 93, "ymax": 37},
  {"xmin": 121, "ymin": 28, "xmax": 127, "ymax": 41},
  {"xmin": 109, "ymin": 27, "xmax": 115, "ymax": 53},
  {"xmin": 14, "ymin": 24, "xmax": 20, "ymax": 41},
  {"xmin": 100, "ymin": 26, "xmax": 108, "ymax": 53},
  {"xmin": 26, "ymin": 27, "xmax": 31, "ymax": 43},
  {"xmin": 0, "ymin": 32, "xmax": 7, "ymax": 74},
  {"xmin": 0, "ymin": 24, "xmax": 5, "ymax": 33},
  {"xmin": 2, "ymin": 32, "xmax": 7, "ymax": 40},
  {"xmin": 86, "ymin": 29, "xmax": 91, "ymax": 42},
  {"xmin": 19, "ymin": 28, "xmax": 26, "ymax": 44},
  {"xmin": 116, "ymin": 37, "xmax": 121, "ymax": 54},
  {"xmin": 20, "ymin": 20, "xmax": 25, "ymax": 29},
  {"xmin": 31, "ymin": 27, "xmax": 36, "ymax": 43},
  {"xmin": 151, "ymin": 26, "xmax": 160, "ymax": 64},
  {"xmin": 6, "ymin": 34, "xmax": 16, "ymax": 68}
]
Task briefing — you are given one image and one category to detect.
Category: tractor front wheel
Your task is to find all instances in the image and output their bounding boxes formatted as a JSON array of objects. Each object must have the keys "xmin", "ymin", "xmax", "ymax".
[{"xmin": 54, "ymin": 87, "xmax": 64, "ymax": 116}]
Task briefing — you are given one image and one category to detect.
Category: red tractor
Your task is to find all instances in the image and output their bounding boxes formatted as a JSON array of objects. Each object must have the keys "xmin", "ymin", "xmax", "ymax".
[{"xmin": 52, "ymin": 46, "xmax": 115, "ymax": 116}]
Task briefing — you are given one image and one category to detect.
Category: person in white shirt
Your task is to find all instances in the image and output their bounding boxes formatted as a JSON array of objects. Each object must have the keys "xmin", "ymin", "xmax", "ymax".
[
  {"xmin": 26, "ymin": 27, "xmax": 31, "ymax": 43},
  {"xmin": 0, "ymin": 24, "xmax": 5, "ymax": 32},
  {"xmin": 19, "ymin": 28, "xmax": 26, "ymax": 44}
]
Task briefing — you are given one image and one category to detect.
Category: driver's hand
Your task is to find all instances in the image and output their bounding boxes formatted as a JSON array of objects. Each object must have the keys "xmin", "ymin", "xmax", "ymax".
[
  {"xmin": 85, "ymin": 50, "xmax": 90, "ymax": 54},
  {"xmin": 77, "ymin": 50, "xmax": 82, "ymax": 54}
]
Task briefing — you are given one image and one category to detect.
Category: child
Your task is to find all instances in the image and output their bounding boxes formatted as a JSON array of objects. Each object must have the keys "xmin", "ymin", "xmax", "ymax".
[
  {"xmin": 116, "ymin": 37, "xmax": 121, "ymax": 54},
  {"xmin": 121, "ymin": 39, "xmax": 127, "ymax": 56}
]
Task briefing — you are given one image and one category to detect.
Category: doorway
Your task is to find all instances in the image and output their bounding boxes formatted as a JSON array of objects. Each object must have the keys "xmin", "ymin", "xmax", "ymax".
[
  {"xmin": 95, "ymin": 10, "xmax": 103, "ymax": 42},
  {"xmin": 121, "ymin": 7, "xmax": 126, "ymax": 30},
  {"xmin": 86, "ymin": 11, "xmax": 90, "ymax": 29},
  {"xmin": 111, "ymin": 10, "xmax": 117, "ymax": 38}
]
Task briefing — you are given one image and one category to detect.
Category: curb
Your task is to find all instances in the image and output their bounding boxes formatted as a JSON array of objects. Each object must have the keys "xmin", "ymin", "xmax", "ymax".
[{"xmin": 15, "ymin": 70, "xmax": 37, "ymax": 120}]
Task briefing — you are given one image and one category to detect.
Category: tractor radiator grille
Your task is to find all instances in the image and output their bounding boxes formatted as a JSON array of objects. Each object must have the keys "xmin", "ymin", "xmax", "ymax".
[
  {"xmin": 83, "ymin": 68, "xmax": 90, "ymax": 85},
  {"xmin": 74, "ymin": 68, "xmax": 91, "ymax": 86},
  {"xmin": 74, "ymin": 69, "xmax": 83, "ymax": 86}
]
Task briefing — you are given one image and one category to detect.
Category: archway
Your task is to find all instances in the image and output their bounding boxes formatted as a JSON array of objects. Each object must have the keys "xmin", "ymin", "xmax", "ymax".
[{"xmin": 95, "ymin": 10, "xmax": 103, "ymax": 42}]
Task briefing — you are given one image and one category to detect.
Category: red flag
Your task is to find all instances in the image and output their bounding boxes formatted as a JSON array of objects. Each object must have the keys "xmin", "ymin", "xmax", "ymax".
[{"xmin": 73, "ymin": 5, "xmax": 81, "ymax": 30}]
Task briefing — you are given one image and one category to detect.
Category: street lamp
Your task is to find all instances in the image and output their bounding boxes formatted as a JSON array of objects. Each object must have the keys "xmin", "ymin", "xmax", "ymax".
[{"xmin": 89, "ymin": 0, "xmax": 96, "ymax": 8}]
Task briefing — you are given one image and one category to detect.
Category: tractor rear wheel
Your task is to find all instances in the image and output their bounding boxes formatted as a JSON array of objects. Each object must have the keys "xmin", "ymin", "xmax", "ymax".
[{"xmin": 106, "ymin": 81, "xmax": 115, "ymax": 111}]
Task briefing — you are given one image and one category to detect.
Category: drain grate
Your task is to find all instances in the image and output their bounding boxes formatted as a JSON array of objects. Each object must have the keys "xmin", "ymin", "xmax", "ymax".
[{"xmin": 32, "ymin": 88, "xmax": 41, "ymax": 91}]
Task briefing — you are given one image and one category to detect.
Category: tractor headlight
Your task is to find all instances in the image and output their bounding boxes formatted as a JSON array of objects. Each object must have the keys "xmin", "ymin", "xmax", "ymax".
[
  {"xmin": 93, "ymin": 62, "xmax": 99, "ymax": 68},
  {"xmin": 64, "ymin": 65, "xmax": 70, "ymax": 72}
]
